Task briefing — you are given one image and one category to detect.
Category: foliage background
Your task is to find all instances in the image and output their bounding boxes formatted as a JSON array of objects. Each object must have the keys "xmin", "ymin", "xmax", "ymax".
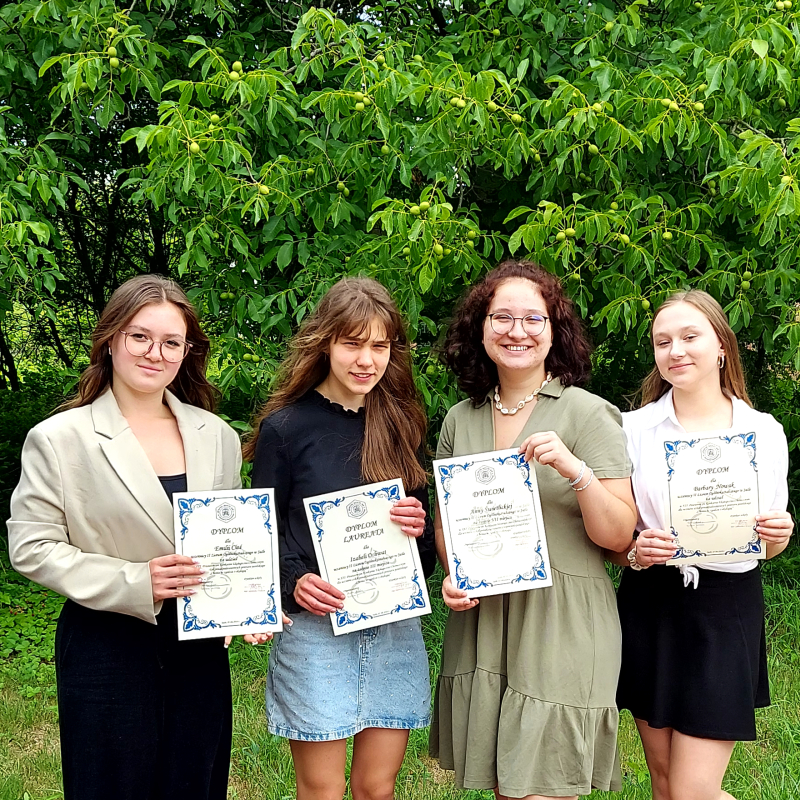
[{"xmin": 0, "ymin": 0, "xmax": 798, "ymax": 797}]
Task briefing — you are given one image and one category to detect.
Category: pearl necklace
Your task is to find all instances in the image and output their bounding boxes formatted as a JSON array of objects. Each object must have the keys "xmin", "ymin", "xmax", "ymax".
[{"xmin": 494, "ymin": 372, "xmax": 553, "ymax": 416}]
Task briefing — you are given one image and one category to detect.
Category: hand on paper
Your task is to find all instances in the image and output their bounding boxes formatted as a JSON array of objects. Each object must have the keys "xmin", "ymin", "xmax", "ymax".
[
  {"xmin": 442, "ymin": 574, "xmax": 479, "ymax": 612},
  {"xmin": 518, "ymin": 430, "xmax": 582, "ymax": 482},
  {"xmin": 634, "ymin": 529, "xmax": 678, "ymax": 566},
  {"xmin": 148, "ymin": 553, "xmax": 207, "ymax": 602},
  {"xmin": 755, "ymin": 511, "xmax": 794, "ymax": 545},
  {"xmin": 294, "ymin": 573, "xmax": 345, "ymax": 615},
  {"xmin": 225, "ymin": 613, "xmax": 293, "ymax": 647},
  {"xmin": 389, "ymin": 496, "xmax": 426, "ymax": 537}
]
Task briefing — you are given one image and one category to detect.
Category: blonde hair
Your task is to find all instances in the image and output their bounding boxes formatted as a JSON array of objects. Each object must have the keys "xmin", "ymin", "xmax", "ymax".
[
  {"xmin": 637, "ymin": 290, "xmax": 751, "ymax": 408},
  {"xmin": 243, "ymin": 278, "xmax": 427, "ymax": 489}
]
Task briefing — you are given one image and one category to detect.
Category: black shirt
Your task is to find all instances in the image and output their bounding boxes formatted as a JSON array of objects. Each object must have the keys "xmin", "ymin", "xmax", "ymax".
[{"xmin": 251, "ymin": 390, "xmax": 436, "ymax": 613}]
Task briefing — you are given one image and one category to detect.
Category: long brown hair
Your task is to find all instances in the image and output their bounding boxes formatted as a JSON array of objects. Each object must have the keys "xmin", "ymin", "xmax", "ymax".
[
  {"xmin": 442, "ymin": 260, "xmax": 592, "ymax": 405},
  {"xmin": 638, "ymin": 290, "xmax": 751, "ymax": 408},
  {"xmin": 243, "ymin": 277, "xmax": 428, "ymax": 489},
  {"xmin": 65, "ymin": 274, "xmax": 219, "ymax": 411}
]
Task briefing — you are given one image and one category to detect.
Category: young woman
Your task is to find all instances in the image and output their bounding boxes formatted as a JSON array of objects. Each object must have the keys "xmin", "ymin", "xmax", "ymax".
[
  {"xmin": 431, "ymin": 260, "xmax": 637, "ymax": 800},
  {"xmin": 244, "ymin": 277, "xmax": 436, "ymax": 800},
  {"xmin": 616, "ymin": 290, "xmax": 794, "ymax": 800},
  {"xmin": 8, "ymin": 275, "xmax": 260, "ymax": 800}
]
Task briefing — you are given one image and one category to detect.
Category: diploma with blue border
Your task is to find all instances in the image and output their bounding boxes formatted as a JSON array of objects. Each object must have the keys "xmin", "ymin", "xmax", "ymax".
[
  {"xmin": 304, "ymin": 479, "xmax": 431, "ymax": 636},
  {"xmin": 173, "ymin": 489, "xmax": 283, "ymax": 640},
  {"xmin": 664, "ymin": 432, "xmax": 763, "ymax": 565},
  {"xmin": 433, "ymin": 449, "xmax": 552, "ymax": 598}
]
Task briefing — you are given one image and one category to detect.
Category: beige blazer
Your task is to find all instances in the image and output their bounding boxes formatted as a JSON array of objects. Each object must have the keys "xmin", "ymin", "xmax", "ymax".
[{"xmin": 7, "ymin": 388, "xmax": 242, "ymax": 624}]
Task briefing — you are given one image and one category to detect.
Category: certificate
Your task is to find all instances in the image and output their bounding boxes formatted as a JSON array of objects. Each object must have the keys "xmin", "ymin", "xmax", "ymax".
[
  {"xmin": 304, "ymin": 479, "xmax": 431, "ymax": 635},
  {"xmin": 433, "ymin": 449, "xmax": 552, "ymax": 598},
  {"xmin": 174, "ymin": 489, "xmax": 283, "ymax": 640},
  {"xmin": 664, "ymin": 431, "xmax": 762, "ymax": 565}
]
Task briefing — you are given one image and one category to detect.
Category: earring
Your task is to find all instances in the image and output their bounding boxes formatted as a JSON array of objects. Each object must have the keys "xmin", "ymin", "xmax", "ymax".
[{"xmin": 717, "ymin": 352, "xmax": 725, "ymax": 369}]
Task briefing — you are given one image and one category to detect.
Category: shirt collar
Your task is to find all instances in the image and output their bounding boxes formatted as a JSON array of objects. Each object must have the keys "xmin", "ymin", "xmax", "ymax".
[
  {"xmin": 641, "ymin": 388, "xmax": 749, "ymax": 431},
  {"xmin": 483, "ymin": 374, "xmax": 565, "ymax": 405}
]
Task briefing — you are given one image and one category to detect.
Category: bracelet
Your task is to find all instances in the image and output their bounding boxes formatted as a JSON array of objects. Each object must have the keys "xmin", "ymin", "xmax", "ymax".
[
  {"xmin": 574, "ymin": 468, "xmax": 595, "ymax": 491},
  {"xmin": 627, "ymin": 545, "xmax": 646, "ymax": 571},
  {"xmin": 569, "ymin": 461, "xmax": 586, "ymax": 487}
]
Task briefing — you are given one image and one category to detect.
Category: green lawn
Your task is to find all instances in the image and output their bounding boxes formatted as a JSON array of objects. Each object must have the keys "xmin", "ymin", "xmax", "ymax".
[{"xmin": 1, "ymin": 567, "xmax": 799, "ymax": 800}]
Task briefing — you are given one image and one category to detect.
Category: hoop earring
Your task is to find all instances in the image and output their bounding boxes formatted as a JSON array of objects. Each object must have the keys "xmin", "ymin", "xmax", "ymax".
[{"xmin": 717, "ymin": 353, "xmax": 725, "ymax": 369}]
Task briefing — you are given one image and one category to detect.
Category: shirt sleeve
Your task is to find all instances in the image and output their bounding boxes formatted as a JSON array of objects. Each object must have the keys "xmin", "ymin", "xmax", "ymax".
[
  {"xmin": 251, "ymin": 417, "xmax": 311, "ymax": 602},
  {"xmin": 766, "ymin": 416, "xmax": 790, "ymax": 512},
  {"xmin": 571, "ymin": 396, "xmax": 632, "ymax": 479}
]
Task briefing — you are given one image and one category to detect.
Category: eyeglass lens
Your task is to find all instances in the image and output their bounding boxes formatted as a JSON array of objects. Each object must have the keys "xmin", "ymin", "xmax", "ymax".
[
  {"xmin": 489, "ymin": 314, "xmax": 547, "ymax": 336},
  {"xmin": 124, "ymin": 333, "xmax": 188, "ymax": 362}
]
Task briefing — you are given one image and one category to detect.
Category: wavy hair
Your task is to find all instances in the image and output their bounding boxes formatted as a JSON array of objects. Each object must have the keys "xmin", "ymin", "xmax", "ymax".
[
  {"xmin": 638, "ymin": 290, "xmax": 751, "ymax": 408},
  {"xmin": 243, "ymin": 278, "xmax": 427, "ymax": 489},
  {"xmin": 65, "ymin": 274, "xmax": 218, "ymax": 411},
  {"xmin": 442, "ymin": 260, "xmax": 592, "ymax": 405}
]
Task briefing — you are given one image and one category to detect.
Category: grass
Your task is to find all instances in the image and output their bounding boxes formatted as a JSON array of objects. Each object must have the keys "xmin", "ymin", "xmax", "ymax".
[{"xmin": 1, "ymin": 566, "xmax": 799, "ymax": 800}]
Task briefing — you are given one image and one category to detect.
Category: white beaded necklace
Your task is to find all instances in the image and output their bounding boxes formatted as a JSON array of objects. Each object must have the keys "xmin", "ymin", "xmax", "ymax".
[{"xmin": 494, "ymin": 372, "xmax": 553, "ymax": 416}]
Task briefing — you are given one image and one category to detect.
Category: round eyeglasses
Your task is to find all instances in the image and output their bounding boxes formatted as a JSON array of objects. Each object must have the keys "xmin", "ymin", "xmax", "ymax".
[
  {"xmin": 119, "ymin": 331, "xmax": 192, "ymax": 363},
  {"xmin": 486, "ymin": 313, "xmax": 549, "ymax": 337}
]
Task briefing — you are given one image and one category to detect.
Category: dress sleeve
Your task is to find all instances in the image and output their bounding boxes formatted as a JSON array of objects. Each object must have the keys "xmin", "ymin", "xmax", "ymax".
[
  {"xmin": 571, "ymin": 397, "xmax": 632, "ymax": 479},
  {"xmin": 251, "ymin": 416, "xmax": 311, "ymax": 601}
]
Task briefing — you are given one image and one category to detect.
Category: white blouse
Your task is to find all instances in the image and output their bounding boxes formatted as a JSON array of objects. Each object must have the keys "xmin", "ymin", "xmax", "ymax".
[{"xmin": 623, "ymin": 390, "xmax": 789, "ymax": 588}]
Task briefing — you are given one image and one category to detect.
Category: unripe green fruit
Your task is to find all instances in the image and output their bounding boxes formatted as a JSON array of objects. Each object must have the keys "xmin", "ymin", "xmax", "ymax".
[
  {"xmin": 337, "ymin": 182, "xmax": 345, "ymax": 191},
  {"xmin": 306, "ymin": 167, "xmax": 314, "ymax": 176},
  {"xmin": 243, "ymin": 353, "xmax": 253, "ymax": 361},
  {"xmin": 556, "ymin": 231, "xmax": 566, "ymax": 242},
  {"xmin": 420, "ymin": 201, "xmax": 431, "ymax": 211},
  {"xmin": 620, "ymin": 233, "xmax": 630, "ymax": 244},
  {"xmin": 610, "ymin": 201, "xmax": 619, "ymax": 210},
  {"xmin": 434, "ymin": 243, "xmax": 444, "ymax": 256},
  {"xmin": 605, "ymin": 21, "xmax": 615, "ymax": 31},
  {"xmin": 565, "ymin": 227, "xmax": 576, "ymax": 238},
  {"xmin": 344, "ymin": 256, "xmax": 351, "ymax": 262},
  {"xmin": 444, "ymin": 248, "xmax": 452, "ymax": 255},
  {"xmin": 511, "ymin": 113, "xmax": 523, "ymax": 124},
  {"xmin": 694, "ymin": 102, "xmax": 704, "ymax": 112},
  {"xmin": 778, "ymin": 98, "xmax": 787, "ymax": 108},
  {"xmin": 232, "ymin": 61, "xmax": 243, "ymax": 73},
  {"xmin": 252, "ymin": 354, "xmax": 260, "ymax": 363},
  {"xmin": 786, "ymin": 0, "xmax": 793, "ymax": 7},
  {"xmin": 259, "ymin": 184, "xmax": 269, "ymax": 195},
  {"xmin": 402, "ymin": 247, "xmax": 411, "ymax": 255},
  {"xmin": 492, "ymin": 28, "xmax": 501, "ymax": 36},
  {"xmin": 776, "ymin": 1, "xmax": 785, "ymax": 8},
  {"xmin": 450, "ymin": 97, "xmax": 459, "ymax": 107},
  {"xmin": 534, "ymin": 153, "xmax": 541, "ymax": 163},
  {"xmin": 662, "ymin": 230, "xmax": 673, "ymax": 241},
  {"xmin": 189, "ymin": 142, "xmax": 200, "ymax": 154},
  {"xmin": 107, "ymin": 46, "xmax": 117, "ymax": 57},
  {"xmin": 709, "ymin": 188, "xmax": 717, "ymax": 196},
  {"xmin": 413, "ymin": 54, "xmax": 423, "ymax": 62},
  {"xmin": 466, "ymin": 239, "xmax": 475, "ymax": 249},
  {"xmin": 376, "ymin": 54, "xmax": 385, "ymax": 65},
  {"xmin": 210, "ymin": 114, "xmax": 220, "ymax": 124},
  {"xmin": 456, "ymin": 98, "xmax": 466, "ymax": 109},
  {"xmin": 708, "ymin": 179, "xmax": 717, "ymax": 189},
  {"xmin": 742, "ymin": 270, "xmax": 753, "ymax": 280},
  {"xmin": 362, "ymin": 97, "xmax": 371, "ymax": 106},
  {"xmin": 660, "ymin": 98, "xmax": 671, "ymax": 108},
  {"xmin": 354, "ymin": 91, "xmax": 364, "ymax": 101},
  {"xmin": 15, "ymin": 174, "xmax": 24, "ymax": 182},
  {"xmin": 741, "ymin": 280, "xmax": 751, "ymax": 290},
  {"xmin": 753, "ymin": 108, "xmax": 761, "ymax": 116},
  {"xmin": 343, "ymin": 187, "xmax": 350, "ymax": 197},
  {"xmin": 381, "ymin": 144, "xmax": 390, "ymax": 155},
  {"xmin": 669, "ymin": 101, "xmax": 679, "ymax": 111},
  {"xmin": 588, "ymin": 144, "xmax": 599, "ymax": 155},
  {"xmin": 694, "ymin": 1, "xmax": 702, "ymax": 7},
  {"xmin": 592, "ymin": 102, "xmax": 603, "ymax": 112},
  {"xmin": 229, "ymin": 71, "xmax": 240, "ymax": 80},
  {"xmin": 781, "ymin": 175, "xmax": 793, "ymax": 184},
  {"xmin": 109, "ymin": 57, "xmax": 120, "ymax": 69},
  {"xmin": 487, "ymin": 101, "xmax": 498, "ymax": 112},
  {"xmin": 641, "ymin": 299, "xmax": 651, "ymax": 310},
  {"xmin": 698, "ymin": 83, "xmax": 708, "ymax": 91},
  {"xmin": 107, "ymin": 27, "xmax": 117, "ymax": 35},
  {"xmin": 467, "ymin": 230, "xmax": 477, "ymax": 240},
  {"xmin": 410, "ymin": 205, "xmax": 421, "ymax": 215},
  {"xmin": 355, "ymin": 102, "xmax": 365, "ymax": 112}
]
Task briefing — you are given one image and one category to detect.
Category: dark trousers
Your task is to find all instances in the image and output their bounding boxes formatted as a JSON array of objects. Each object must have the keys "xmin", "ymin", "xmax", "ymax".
[{"xmin": 55, "ymin": 599, "xmax": 232, "ymax": 800}]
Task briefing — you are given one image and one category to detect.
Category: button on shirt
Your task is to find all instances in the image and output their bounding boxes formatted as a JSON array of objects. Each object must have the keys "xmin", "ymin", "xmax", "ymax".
[{"xmin": 623, "ymin": 390, "xmax": 789, "ymax": 587}]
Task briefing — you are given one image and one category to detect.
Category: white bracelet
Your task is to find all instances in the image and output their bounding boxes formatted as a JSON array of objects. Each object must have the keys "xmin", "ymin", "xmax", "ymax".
[
  {"xmin": 569, "ymin": 461, "xmax": 586, "ymax": 486},
  {"xmin": 574, "ymin": 468, "xmax": 595, "ymax": 491}
]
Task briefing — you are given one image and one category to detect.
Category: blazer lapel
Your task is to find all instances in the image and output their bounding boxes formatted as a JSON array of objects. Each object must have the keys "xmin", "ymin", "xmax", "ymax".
[
  {"xmin": 93, "ymin": 389, "xmax": 176, "ymax": 545},
  {"xmin": 165, "ymin": 392, "xmax": 216, "ymax": 493}
]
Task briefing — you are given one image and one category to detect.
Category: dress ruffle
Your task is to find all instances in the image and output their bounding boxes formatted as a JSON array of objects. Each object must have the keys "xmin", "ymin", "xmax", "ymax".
[{"xmin": 431, "ymin": 669, "xmax": 621, "ymax": 797}]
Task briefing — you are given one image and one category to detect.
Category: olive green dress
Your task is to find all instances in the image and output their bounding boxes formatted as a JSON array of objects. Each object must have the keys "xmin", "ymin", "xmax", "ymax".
[{"xmin": 429, "ymin": 378, "xmax": 631, "ymax": 798}]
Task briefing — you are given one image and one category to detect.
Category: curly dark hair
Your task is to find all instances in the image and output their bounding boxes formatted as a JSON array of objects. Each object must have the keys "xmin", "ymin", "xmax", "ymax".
[{"xmin": 441, "ymin": 260, "xmax": 592, "ymax": 405}]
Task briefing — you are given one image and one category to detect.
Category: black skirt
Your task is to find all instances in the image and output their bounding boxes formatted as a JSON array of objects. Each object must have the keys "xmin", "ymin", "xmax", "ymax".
[
  {"xmin": 616, "ymin": 564, "xmax": 769, "ymax": 741},
  {"xmin": 55, "ymin": 598, "xmax": 232, "ymax": 800}
]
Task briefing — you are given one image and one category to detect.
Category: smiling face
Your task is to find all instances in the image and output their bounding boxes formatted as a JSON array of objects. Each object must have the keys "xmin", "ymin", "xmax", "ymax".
[
  {"xmin": 482, "ymin": 278, "xmax": 553, "ymax": 381},
  {"xmin": 110, "ymin": 302, "xmax": 188, "ymax": 399},
  {"xmin": 321, "ymin": 319, "xmax": 392, "ymax": 408},
  {"xmin": 652, "ymin": 301, "xmax": 725, "ymax": 392}
]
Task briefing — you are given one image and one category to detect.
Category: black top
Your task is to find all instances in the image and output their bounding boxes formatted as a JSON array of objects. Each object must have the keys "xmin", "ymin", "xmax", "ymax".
[
  {"xmin": 252, "ymin": 390, "xmax": 436, "ymax": 613},
  {"xmin": 158, "ymin": 473, "xmax": 187, "ymax": 501}
]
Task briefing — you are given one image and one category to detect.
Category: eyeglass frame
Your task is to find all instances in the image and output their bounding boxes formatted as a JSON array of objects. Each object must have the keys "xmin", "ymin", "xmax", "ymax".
[
  {"xmin": 486, "ymin": 313, "xmax": 550, "ymax": 336},
  {"xmin": 118, "ymin": 330, "xmax": 193, "ymax": 363}
]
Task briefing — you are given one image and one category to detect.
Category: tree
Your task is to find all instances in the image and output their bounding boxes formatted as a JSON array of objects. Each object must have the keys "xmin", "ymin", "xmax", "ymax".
[{"xmin": 1, "ymin": 0, "xmax": 798, "ymax": 452}]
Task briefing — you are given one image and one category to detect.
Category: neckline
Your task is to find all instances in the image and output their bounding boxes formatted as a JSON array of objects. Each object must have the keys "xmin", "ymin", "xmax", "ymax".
[{"xmin": 309, "ymin": 389, "xmax": 365, "ymax": 418}]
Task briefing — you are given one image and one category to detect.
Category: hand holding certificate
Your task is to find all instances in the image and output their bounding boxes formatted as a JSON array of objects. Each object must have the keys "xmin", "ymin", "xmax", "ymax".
[
  {"xmin": 665, "ymin": 431, "xmax": 762, "ymax": 565},
  {"xmin": 174, "ymin": 489, "xmax": 283, "ymax": 640},
  {"xmin": 304, "ymin": 479, "xmax": 431, "ymax": 635},
  {"xmin": 434, "ymin": 449, "xmax": 552, "ymax": 598}
]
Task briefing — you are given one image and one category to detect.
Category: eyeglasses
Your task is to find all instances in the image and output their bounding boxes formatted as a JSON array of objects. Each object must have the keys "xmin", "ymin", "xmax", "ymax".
[
  {"xmin": 119, "ymin": 331, "xmax": 192, "ymax": 363},
  {"xmin": 486, "ymin": 313, "xmax": 549, "ymax": 336}
]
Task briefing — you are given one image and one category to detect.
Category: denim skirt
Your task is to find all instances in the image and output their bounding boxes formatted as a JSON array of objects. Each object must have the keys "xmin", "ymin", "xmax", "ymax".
[{"xmin": 266, "ymin": 611, "xmax": 431, "ymax": 741}]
